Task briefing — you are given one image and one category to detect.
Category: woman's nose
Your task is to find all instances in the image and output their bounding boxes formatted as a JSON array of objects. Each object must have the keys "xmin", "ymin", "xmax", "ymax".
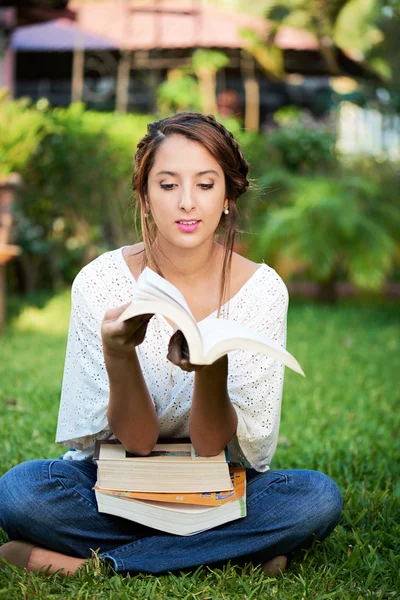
[{"xmin": 179, "ymin": 187, "xmax": 196, "ymax": 211}]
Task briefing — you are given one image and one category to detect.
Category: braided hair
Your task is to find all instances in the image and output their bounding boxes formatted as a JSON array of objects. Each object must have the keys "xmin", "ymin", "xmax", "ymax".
[{"xmin": 132, "ymin": 112, "xmax": 251, "ymax": 313}]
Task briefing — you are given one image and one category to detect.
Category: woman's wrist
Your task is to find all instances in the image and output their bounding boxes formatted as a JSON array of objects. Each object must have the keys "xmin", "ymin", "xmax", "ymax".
[
  {"xmin": 195, "ymin": 355, "xmax": 228, "ymax": 382},
  {"xmin": 190, "ymin": 354, "xmax": 236, "ymax": 456},
  {"xmin": 193, "ymin": 355, "xmax": 229, "ymax": 407},
  {"xmin": 103, "ymin": 347, "xmax": 139, "ymax": 376}
]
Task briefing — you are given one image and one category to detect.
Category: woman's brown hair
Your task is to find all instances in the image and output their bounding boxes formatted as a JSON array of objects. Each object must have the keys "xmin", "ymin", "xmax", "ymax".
[{"xmin": 132, "ymin": 112, "xmax": 250, "ymax": 315}]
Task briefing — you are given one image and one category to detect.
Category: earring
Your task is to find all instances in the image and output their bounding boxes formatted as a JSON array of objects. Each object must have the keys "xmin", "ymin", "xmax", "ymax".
[
  {"xmin": 224, "ymin": 206, "xmax": 229, "ymax": 215},
  {"xmin": 144, "ymin": 211, "xmax": 149, "ymax": 218}
]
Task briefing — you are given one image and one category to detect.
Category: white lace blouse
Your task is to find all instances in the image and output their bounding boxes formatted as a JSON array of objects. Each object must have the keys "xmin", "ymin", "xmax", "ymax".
[{"xmin": 56, "ymin": 246, "xmax": 289, "ymax": 472}]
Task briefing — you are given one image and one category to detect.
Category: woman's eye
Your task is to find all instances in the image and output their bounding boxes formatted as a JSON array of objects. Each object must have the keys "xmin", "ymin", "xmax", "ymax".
[{"xmin": 160, "ymin": 183, "xmax": 213, "ymax": 190}]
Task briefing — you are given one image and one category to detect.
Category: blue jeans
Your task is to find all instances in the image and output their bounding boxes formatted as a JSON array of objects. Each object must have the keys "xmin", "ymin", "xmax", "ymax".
[{"xmin": 0, "ymin": 459, "xmax": 342, "ymax": 574}]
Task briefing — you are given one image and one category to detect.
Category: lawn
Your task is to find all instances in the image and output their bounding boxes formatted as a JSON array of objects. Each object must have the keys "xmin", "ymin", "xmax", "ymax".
[{"xmin": 0, "ymin": 291, "xmax": 399, "ymax": 599}]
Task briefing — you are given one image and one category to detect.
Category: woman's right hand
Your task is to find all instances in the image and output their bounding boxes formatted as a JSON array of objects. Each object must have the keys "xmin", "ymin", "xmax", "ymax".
[{"xmin": 101, "ymin": 303, "xmax": 153, "ymax": 359}]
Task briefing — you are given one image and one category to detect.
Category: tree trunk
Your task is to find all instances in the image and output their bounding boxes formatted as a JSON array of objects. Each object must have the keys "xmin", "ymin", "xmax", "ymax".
[
  {"xmin": 313, "ymin": 0, "xmax": 341, "ymax": 75},
  {"xmin": 71, "ymin": 19, "xmax": 84, "ymax": 103},
  {"xmin": 197, "ymin": 68, "xmax": 217, "ymax": 115},
  {"xmin": 241, "ymin": 51, "xmax": 260, "ymax": 132},
  {"xmin": 116, "ymin": 50, "xmax": 132, "ymax": 114}
]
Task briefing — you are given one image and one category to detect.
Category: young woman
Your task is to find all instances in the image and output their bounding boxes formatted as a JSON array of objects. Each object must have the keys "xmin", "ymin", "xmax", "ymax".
[{"xmin": 0, "ymin": 113, "xmax": 342, "ymax": 577}]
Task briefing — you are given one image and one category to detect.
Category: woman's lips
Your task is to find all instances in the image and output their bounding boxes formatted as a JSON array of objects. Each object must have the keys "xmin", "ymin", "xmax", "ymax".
[{"xmin": 176, "ymin": 220, "xmax": 200, "ymax": 233}]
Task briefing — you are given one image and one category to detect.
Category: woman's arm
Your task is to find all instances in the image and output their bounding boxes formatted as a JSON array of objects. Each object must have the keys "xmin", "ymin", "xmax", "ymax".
[
  {"xmin": 167, "ymin": 332, "xmax": 237, "ymax": 456},
  {"xmin": 102, "ymin": 306, "xmax": 159, "ymax": 455},
  {"xmin": 104, "ymin": 351, "xmax": 159, "ymax": 456},
  {"xmin": 189, "ymin": 355, "xmax": 238, "ymax": 456}
]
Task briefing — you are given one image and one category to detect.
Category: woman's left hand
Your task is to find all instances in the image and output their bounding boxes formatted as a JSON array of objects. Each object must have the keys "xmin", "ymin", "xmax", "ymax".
[
  {"xmin": 167, "ymin": 330, "xmax": 228, "ymax": 374},
  {"xmin": 167, "ymin": 330, "xmax": 204, "ymax": 372}
]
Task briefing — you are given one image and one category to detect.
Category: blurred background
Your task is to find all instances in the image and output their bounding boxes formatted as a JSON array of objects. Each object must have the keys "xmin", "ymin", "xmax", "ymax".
[{"xmin": 1, "ymin": 0, "xmax": 400, "ymax": 324}]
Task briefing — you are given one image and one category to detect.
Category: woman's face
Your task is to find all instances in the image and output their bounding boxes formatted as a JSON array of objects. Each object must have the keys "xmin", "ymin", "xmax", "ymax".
[{"xmin": 146, "ymin": 134, "xmax": 228, "ymax": 250}]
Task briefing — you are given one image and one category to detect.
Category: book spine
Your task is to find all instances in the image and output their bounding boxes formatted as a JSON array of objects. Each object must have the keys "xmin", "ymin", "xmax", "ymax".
[
  {"xmin": 239, "ymin": 498, "xmax": 246, "ymax": 518},
  {"xmin": 93, "ymin": 440, "xmax": 101, "ymax": 461}
]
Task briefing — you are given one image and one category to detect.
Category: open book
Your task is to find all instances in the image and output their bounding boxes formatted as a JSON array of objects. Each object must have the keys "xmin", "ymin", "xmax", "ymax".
[{"xmin": 117, "ymin": 267, "xmax": 304, "ymax": 375}]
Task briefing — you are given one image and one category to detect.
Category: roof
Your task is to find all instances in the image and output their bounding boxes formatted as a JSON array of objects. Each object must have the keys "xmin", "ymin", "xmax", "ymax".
[
  {"xmin": 12, "ymin": 0, "xmax": 319, "ymax": 52},
  {"xmin": 11, "ymin": 18, "xmax": 116, "ymax": 51}
]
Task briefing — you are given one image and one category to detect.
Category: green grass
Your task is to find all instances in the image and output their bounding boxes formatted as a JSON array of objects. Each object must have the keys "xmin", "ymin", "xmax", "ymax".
[{"xmin": 0, "ymin": 292, "xmax": 399, "ymax": 599}]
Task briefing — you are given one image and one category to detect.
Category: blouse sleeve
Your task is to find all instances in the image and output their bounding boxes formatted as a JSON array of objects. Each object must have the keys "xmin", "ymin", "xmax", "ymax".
[
  {"xmin": 55, "ymin": 269, "xmax": 113, "ymax": 450},
  {"xmin": 226, "ymin": 272, "xmax": 289, "ymax": 472}
]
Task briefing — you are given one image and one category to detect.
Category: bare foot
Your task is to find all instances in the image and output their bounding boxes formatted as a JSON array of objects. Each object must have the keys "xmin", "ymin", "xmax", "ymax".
[
  {"xmin": 28, "ymin": 546, "xmax": 88, "ymax": 576},
  {"xmin": 262, "ymin": 554, "xmax": 288, "ymax": 576}
]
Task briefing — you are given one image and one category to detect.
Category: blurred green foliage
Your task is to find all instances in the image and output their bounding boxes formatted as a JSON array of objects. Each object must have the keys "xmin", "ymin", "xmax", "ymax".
[
  {"xmin": 250, "ymin": 174, "xmax": 400, "ymax": 295},
  {"xmin": 243, "ymin": 134, "xmax": 400, "ymax": 301},
  {"xmin": 156, "ymin": 50, "xmax": 229, "ymax": 115},
  {"xmin": 156, "ymin": 69, "xmax": 202, "ymax": 114},
  {"xmin": 0, "ymin": 90, "xmax": 54, "ymax": 178},
  {"xmin": 1, "ymin": 94, "xmax": 399, "ymax": 299},
  {"xmin": 266, "ymin": 124, "xmax": 336, "ymax": 173},
  {"xmin": 1, "ymin": 96, "xmax": 149, "ymax": 291}
]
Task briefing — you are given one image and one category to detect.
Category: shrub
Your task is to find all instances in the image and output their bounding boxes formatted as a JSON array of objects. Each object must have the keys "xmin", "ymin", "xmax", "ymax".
[
  {"xmin": 3, "ymin": 96, "xmax": 399, "ymax": 298},
  {"xmin": 6, "ymin": 101, "xmax": 149, "ymax": 292},
  {"xmin": 0, "ymin": 91, "xmax": 53, "ymax": 177},
  {"xmin": 266, "ymin": 124, "xmax": 337, "ymax": 173},
  {"xmin": 248, "ymin": 172, "xmax": 400, "ymax": 301}
]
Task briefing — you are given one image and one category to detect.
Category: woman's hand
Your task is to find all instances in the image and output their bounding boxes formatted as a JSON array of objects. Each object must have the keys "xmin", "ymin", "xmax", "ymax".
[
  {"xmin": 101, "ymin": 303, "xmax": 153, "ymax": 360},
  {"xmin": 167, "ymin": 330, "xmax": 204, "ymax": 372},
  {"xmin": 167, "ymin": 330, "xmax": 227, "ymax": 373}
]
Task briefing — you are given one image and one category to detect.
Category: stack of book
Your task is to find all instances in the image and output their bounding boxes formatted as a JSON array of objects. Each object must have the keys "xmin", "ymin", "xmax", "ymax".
[{"xmin": 94, "ymin": 439, "xmax": 246, "ymax": 536}]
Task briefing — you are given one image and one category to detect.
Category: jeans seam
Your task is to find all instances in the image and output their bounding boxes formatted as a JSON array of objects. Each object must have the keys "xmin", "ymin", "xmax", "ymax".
[
  {"xmin": 47, "ymin": 461, "xmax": 132, "ymax": 539},
  {"xmin": 99, "ymin": 552, "xmax": 125, "ymax": 571},
  {"xmin": 106, "ymin": 532, "xmax": 159, "ymax": 559},
  {"xmin": 274, "ymin": 471, "xmax": 289, "ymax": 485},
  {"xmin": 47, "ymin": 460, "xmax": 99, "ymax": 511},
  {"xmin": 247, "ymin": 470, "xmax": 288, "ymax": 506}
]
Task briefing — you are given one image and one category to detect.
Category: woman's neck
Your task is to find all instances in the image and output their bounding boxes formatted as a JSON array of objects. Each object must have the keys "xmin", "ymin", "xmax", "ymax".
[{"xmin": 150, "ymin": 237, "xmax": 222, "ymax": 287}]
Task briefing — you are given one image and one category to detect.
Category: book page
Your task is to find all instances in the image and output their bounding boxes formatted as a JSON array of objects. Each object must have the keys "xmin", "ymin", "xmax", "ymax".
[
  {"xmin": 96, "ymin": 441, "xmax": 228, "ymax": 463},
  {"xmin": 116, "ymin": 297, "xmax": 205, "ymax": 363},
  {"xmin": 198, "ymin": 318, "xmax": 305, "ymax": 375},
  {"xmin": 116, "ymin": 268, "xmax": 208, "ymax": 363},
  {"xmin": 139, "ymin": 268, "xmax": 193, "ymax": 314}
]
